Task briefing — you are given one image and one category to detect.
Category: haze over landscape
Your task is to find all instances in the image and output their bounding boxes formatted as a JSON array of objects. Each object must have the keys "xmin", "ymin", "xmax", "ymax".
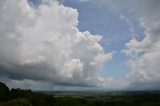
[{"xmin": 0, "ymin": 0, "xmax": 160, "ymax": 91}]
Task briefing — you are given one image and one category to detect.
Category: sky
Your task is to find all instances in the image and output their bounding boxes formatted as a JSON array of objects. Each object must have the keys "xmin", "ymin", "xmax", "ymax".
[{"xmin": 0, "ymin": 0, "xmax": 160, "ymax": 91}]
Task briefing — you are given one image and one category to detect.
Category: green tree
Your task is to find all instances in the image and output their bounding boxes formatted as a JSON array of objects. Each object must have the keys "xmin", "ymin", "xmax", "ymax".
[{"xmin": 0, "ymin": 82, "xmax": 9, "ymax": 101}]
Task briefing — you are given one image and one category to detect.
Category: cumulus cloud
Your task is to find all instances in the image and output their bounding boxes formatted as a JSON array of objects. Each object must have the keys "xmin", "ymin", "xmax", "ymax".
[
  {"xmin": 1, "ymin": 0, "xmax": 159, "ymax": 90},
  {"xmin": 122, "ymin": 0, "xmax": 160, "ymax": 89},
  {"xmin": 86, "ymin": 0, "xmax": 160, "ymax": 89},
  {"xmin": 0, "ymin": 0, "xmax": 114, "ymax": 89}
]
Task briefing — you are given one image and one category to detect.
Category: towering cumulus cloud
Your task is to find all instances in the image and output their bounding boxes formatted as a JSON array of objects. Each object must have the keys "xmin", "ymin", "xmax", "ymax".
[
  {"xmin": 0, "ymin": 0, "xmax": 112, "ymax": 88},
  {"xmin": 123, "ymin": 0, "xmax": 160, "ymax": 89}
]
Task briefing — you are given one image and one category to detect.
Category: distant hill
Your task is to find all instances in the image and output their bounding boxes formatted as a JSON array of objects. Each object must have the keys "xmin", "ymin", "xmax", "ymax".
[{"xmin": 0, "ymin": 81, "xmax": 160, "ymax": 106}]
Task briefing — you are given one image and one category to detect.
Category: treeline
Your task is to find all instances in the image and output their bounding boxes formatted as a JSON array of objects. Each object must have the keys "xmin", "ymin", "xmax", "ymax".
[
  {"xmin": 0, "ymin": 82, "xmax": 55, "ymax": 106},
  {"xmin": 0, "ymin": 82, "xmax": 160, "ymax": 106},
  {"xmin": 0, "ymin": 82, "xmax": 99, "ymax": 106}
]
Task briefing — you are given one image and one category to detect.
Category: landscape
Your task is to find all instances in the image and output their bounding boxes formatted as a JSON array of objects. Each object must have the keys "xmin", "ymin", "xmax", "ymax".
[
  {"xmin": 0, "ymin": 0, "xmax": 160, "ymax": 106},
  {"xmin": 1, "ymin": 82, "xmax": 160, "ymax": 106}
]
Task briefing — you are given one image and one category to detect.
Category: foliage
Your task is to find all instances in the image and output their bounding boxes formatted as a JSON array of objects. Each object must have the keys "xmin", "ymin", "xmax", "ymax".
[
  {"xmin": 0, "ymin": 98, "xmax": 31, "ymax": 106},
  {"xmin": 0, "ymin": 82, "xmax": 160, "ymax": 106},
  {"xmin": 0, "ymin": 82, "xmax": 9, "ymax": 101}
]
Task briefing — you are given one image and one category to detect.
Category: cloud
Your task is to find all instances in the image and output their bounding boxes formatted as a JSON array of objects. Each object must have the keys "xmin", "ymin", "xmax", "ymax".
[
  {"xmin": 0, "ymin": 0, "xmax": 114, "ymax": 89},
  {"xmin": 84, "ymin": 0, "xmax": 134, "ymax": 11},
  {"xmin": 78, "ymin": 0, "xmax": 89, "ymax": 2},
  {"xmin": 120, "ymin": 15, "xmax": 136, "ymax": 37},
  {"xmin": 1, "ymin": 0, "xmax": 159, "ymax": 90},
  {"xmin": 122, "ymin": 0, "xmax": 160, "ymax": 89},
  {"xmin": 86, "ymin": 0, "xmax": 160, "ymax": 89}
]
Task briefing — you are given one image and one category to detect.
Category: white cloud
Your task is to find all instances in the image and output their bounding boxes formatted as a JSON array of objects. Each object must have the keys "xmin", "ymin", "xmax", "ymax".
[
  {"xmin": 1, "ymin": 0, "xmax": 159, "ymax": 90},
  {"xmin": 88, "ymin": 0, "xmax": 160, "ymax": 89},
  {"xmin": 123, "ymin": 0, "xmax": 160, "ymax": 89},
  {"xmin": 0, "ymin": 0, "xmax": 115, "ymax": 89}
]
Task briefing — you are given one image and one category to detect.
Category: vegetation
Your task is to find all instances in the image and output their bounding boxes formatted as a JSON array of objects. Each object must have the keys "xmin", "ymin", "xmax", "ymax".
[
  {"xmin": 0, "ymin": 98, "xmax": 31, "ymax": 106},
  {"xmin": 0, "ymin": 82, "xmax": 160, "ymax": 106}
]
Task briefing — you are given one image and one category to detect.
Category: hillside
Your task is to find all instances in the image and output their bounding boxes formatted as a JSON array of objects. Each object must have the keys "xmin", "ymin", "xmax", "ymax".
[{"xmin": 0, "ymin": 82, "xmax": 160, "ymax": 106}]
